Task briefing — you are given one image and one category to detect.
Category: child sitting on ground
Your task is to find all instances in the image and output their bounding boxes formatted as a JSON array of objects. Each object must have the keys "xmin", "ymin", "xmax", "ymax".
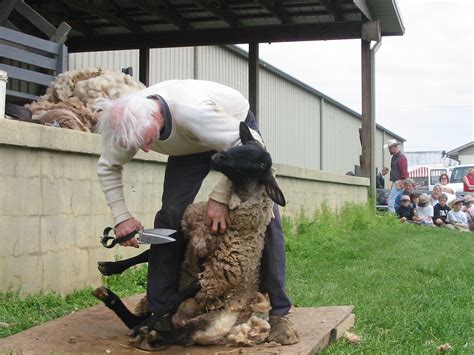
[
  {"xmin": 410, "ymin": 193, "xmax": 422, "ymax": 223},
  {"xmin": 415, "ymin": 193, "xmax": 434, "ymax": 225},
  {"xmin": 396, "ymin": 195, "xmax": 415, "ymax": 222},
  {"xmin": 433, "ymin": 193, "xmax": 453, "ymax": 228},
  {"xmin": 447, "ymin": 198, "xmax": 470, "ymax": 232}
]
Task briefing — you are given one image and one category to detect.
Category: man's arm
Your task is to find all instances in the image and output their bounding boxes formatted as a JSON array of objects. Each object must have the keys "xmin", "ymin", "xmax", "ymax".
[
  {"xmin": 398, "ymin": 155, "xmax": 409, "ymax": 180},
  {"xmin": 97, "ymin": 145, "xmax": 141, "ymax": 245}
]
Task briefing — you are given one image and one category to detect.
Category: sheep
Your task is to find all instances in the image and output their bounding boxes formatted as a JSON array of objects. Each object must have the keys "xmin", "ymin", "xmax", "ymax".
[
  {"xmin": 93, "ymin": 122, "xmax": 286, "ymax": 350},
  {"xmin": 25, "ymin": 68, "xmax": 145, "ymax": 131}
]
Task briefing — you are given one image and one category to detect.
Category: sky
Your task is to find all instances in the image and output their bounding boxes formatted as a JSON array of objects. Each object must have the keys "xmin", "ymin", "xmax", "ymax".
[{"xmin": 238, "ymin": 0, "xmax": 473, "ymax": 152}]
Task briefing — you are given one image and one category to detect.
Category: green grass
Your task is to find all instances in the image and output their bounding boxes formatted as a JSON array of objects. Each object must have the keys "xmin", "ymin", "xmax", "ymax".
[
  {"xmin": 1, "ymin": 204, "xmax": 473, "ymax": 353},
  {"xmin": 0, "ymin": 263, "xmax": 147, "ymax": 338},
  {"xmin": 284, "ymin": 204, "xmax": 474, "ymax": 354}
]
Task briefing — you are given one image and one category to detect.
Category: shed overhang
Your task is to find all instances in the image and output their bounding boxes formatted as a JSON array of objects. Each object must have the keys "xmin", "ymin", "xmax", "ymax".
[{"xmin": 5, "ymin": 0, "xmax": 405, "ymax": 52}]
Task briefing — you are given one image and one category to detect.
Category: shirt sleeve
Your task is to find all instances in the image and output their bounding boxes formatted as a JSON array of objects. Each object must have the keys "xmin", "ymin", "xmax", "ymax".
[
  {"xmin": 398, "ymin": 155, "xmax": 409, "ymax": 179},
  {"xmin": 97, "ymin": 143, "xmax": 138, "ymax": 225}
]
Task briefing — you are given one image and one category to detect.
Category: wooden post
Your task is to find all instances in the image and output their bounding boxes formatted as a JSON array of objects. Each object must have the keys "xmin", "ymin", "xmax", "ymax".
[
  {"xmin": 248, "ymin": 42, "xmax": 259, "ymax": 121},
  {"xmin": 361, "ymin": 39, "xmax": 372, "ymax": 184},
  {"xmin": 139, "ymin": 47, "xmax": 149, "ymax": 86}
]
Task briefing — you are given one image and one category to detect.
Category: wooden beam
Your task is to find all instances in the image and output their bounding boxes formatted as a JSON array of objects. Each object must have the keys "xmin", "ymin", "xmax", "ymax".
[
  {"xmin": 319, "ymin": 0, "xmax": 344, "ymax": 21},
  {"xmin": 248, "ymin": 42, "xmax": 259, "ymax": 121},
  {"xmin": 49, "ymin": 21, "xmax": 72, "ymax": 43},
  {"xmin": 68, "ymin": 21, "xmax": 362, "ymax": 52},
  {"xmin": 62, "ymin": 0, "xmax": 142, "ymax": 32},
  {"xmin": 353, "ymin": 0, "xmax": 372, "ymax": 20},
  {"xmin": 134, "ymin": 0, "xmax": 190, "ymax": 30},
  {"xmin": 139, "ymin": 47, "xmax": 150, "ymax": 86},
  {"xmin": 15, "ymin": 0, "xmax": 57, "ymax": 37},
  {"xmin": 360, "ymin": 39, "xmax": 371, "ymax": 180},
  {"xmin": 0, "ymin": 0, "xmax": 21, "ymax": 24},
  {"xmin": 256, "ymin": 0, "xmax": 294, "ymax": 24},
  {"xmin": 193, "ymin": 1, "xmax": 240, "ymax": 27}
]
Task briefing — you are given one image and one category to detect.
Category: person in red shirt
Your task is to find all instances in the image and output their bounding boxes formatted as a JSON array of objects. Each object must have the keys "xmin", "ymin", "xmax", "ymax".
[
  {"xmin": 463, "ymin": 168, "xmax": 474, "ymax": 192},
  {"xmin": 385, "ymin": 139, "xmax": 408, "ymax": 212}
]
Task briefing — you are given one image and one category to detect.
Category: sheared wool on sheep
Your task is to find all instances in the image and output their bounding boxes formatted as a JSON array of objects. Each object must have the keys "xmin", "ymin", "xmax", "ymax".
[
  {"xmin": 174, "ymin": 186, "xmax": 275, "ymax": 346},
  {"xmin": 26, "ymin": 68, "xmax": 145, "ymax": 132}
]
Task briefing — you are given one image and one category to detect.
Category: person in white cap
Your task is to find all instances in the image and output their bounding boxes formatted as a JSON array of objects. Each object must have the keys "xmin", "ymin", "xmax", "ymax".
[
  {"xmin": 384, "ymin": 139, "xmax": 408, "ymax": 213},
  {"xmin": 447, "ymin": 198, "xmax": 470, "ymax": 232}
]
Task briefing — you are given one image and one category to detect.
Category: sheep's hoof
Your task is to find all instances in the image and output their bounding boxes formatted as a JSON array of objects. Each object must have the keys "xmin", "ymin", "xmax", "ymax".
[
  {"xmin": 128, "ymin": 326, "xmax": 169, "ymax": 351},
  {"xmin": 92, "ymin": 286, "xmax": 110, "ymax": 301},
  {"xmin": 97, "ymin": 261, "xmax": 122, "ymax": 276}
]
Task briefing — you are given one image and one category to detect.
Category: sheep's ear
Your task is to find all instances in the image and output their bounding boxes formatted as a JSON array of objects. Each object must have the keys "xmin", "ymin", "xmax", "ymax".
[
  {"xmin": 239, "ymin": 122, "xmax": 256, "ymax": 145},
  {"xmin": 261, "ymin": 170, "xmax": 286, "ymax": 207}
]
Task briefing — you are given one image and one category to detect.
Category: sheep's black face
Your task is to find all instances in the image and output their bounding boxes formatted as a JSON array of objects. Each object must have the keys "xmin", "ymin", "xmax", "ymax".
[{"xmin": 211, "ymin": 143, "xmax": 272, "ymax": 183}]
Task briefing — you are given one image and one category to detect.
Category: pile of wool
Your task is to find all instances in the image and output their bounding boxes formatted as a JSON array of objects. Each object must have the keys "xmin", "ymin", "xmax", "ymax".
[{"xmin": 26, "ymin": 68, "xmax": 145, "ymax": 132}]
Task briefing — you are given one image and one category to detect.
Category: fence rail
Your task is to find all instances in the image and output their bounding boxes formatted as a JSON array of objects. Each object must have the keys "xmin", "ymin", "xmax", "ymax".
[{"xmin": 0, "ymin": 26, "xmax": 67, "ymax": 103}]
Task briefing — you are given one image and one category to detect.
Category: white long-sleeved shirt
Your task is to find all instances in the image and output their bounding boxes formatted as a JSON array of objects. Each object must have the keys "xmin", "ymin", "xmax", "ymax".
[{"xmin": 97, "ymin": 80, "xmax": 262, "ymax": 225}]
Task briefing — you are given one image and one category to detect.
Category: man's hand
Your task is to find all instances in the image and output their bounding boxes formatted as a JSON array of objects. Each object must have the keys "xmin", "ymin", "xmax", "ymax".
[
  {"xmin": 115, "ymin": 218, "xmax": 142, "ymax": 247},
  {"xmin": 206, "ymin": 199, "xmax": 231, "ymax": 234}
]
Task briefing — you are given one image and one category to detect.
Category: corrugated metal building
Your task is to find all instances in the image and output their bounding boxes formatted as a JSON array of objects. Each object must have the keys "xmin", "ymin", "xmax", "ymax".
[{"xmin": 69, "ymin": 45, "xmax": 403, "ymax": 175}]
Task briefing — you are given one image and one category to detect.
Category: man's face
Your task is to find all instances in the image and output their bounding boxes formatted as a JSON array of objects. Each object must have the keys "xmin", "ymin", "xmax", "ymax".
[
  {"xmin": 432, "ymin": 188, "xmax": 441, "ymax": 198},
  {"xmin": 388, "ymin": 146, "xmax": 398, "ymax": 155},
  {"xmin": 405, "ymin": 184, "xmax": 414, "ymax": 194},
  {"xmin": 140, "ymin": 118, "xmax": 160, "ymax": 152}
]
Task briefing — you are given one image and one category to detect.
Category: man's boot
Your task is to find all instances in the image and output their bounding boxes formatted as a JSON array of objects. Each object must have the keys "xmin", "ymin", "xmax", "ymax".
[{"xmin": 268, "ymin": 314, "xmax": 300, "ymax": 345}]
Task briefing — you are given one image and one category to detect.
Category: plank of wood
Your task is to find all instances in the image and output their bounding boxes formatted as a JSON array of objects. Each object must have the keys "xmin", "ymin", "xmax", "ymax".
[{"xmin": 0, "ymin": 295, "xmax": 355, "ymax": 354}]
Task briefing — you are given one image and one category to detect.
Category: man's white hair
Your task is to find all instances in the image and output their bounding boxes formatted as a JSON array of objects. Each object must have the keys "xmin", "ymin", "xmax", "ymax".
[{"xmin": 96, "ymin": 94, "xmax": 158, "ymax": 150}]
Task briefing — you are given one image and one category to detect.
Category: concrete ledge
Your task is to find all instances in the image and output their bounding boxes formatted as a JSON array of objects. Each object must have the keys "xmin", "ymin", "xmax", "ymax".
[{"xmin": 0, "ymin": 118, "xmax": 368, "ymax": 294}]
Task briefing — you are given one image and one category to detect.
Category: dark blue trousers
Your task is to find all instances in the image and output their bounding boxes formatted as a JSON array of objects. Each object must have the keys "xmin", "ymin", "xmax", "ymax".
[{"xmin": 147, "ymin": 112, "xmax": 292, "ymax": 315}]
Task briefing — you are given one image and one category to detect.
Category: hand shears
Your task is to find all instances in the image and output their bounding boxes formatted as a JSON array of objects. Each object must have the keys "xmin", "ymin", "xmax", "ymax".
[{"xmin": 100, "ymin": 227, "xmax": 177, "ymax": 248}]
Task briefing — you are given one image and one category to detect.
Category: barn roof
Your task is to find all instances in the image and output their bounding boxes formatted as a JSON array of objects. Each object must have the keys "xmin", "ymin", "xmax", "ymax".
[{"xmin": 5, "ymin": 0, "xmax": 405, "ymax": 52}]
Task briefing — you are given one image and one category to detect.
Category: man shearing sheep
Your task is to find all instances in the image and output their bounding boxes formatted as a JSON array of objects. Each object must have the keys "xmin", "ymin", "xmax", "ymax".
[{"xmin": 96, "ymin": 79, "xmax": 299, "ymax": 345}]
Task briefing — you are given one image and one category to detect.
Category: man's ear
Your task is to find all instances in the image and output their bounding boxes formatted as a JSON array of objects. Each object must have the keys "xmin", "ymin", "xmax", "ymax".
[
  {"xmin": 260, "ymin": 169, "xmax": 286, "ymax": 207},
  {"xmin": 239, "ymin": 122, "xmax": 256, "ymax": 145}
]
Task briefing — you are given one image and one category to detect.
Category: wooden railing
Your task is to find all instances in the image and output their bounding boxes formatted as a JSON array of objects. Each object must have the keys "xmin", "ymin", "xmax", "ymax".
[{"xmin": 0, "ymin": 26, "xmax": 67, "ymax": 102}]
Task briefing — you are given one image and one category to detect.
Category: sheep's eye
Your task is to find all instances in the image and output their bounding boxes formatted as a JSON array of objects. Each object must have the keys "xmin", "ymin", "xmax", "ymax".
[{"xmin": 258, "ymin": 163, "xmax": 266, "ymax": 170}]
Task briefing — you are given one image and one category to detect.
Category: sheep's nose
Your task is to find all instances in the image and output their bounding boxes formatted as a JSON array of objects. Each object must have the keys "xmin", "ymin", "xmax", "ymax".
[{"xmin": 217, "ymin": 152, "xmax": 228, "ymax": 160}]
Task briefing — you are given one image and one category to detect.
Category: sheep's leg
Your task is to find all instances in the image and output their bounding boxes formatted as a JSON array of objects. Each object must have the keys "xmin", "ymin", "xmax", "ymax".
[
  {"xmin": 129, "ymin": 278, "xmax": 201, "ymax": 338},
  {"xmin": 98, "ymin": 249, "xmax": 149, "ymax": 276},
  {"xmin": 92, "ymin": 286, "xmax": 148, "ymax": 329}
]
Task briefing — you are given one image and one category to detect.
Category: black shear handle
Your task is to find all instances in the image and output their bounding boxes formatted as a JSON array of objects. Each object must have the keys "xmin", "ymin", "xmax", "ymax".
[{"xmin": 101, "ymin": 227, "xmax": 138, "ymax": 248}]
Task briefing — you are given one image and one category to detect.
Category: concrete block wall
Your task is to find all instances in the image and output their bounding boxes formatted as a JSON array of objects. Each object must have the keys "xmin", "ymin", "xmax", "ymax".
[{"xmin": 0, "ymin": 119, "xmax": 368, "ymax": 295}]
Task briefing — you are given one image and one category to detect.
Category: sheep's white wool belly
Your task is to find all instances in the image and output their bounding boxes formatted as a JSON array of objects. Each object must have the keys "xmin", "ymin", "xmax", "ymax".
[{"xmin": 191, "ymin": 312, "xmax": 239, "ymax": 345}]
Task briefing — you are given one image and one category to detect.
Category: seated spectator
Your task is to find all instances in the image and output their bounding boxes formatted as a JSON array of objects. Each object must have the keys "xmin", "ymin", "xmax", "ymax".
[
  {"xmin": 461, "ymin": 195, "xmax": 474, "ymax": 230},
  {"xmin": 430, "ymin": 184, "xmax": 442, "ymax": 206},
  {"xmin": 433, "ymin": 193, "xmax": 452, "ymax": 228},
  {"xmin": 463, "ymin": 168, "xmax": 474, "ymax": 193},
  {"xmin": 396, "ymin": 195, "xmax": 415, "ymax": 222},
  {"xmin": 394, "ymin": 179, "xmax": 415, "ymax": 210},
  {"xmin": 438, "ymin": 173, "xmax": 456, "ymax": 202},
  {"xmin": 447, "ymin": 198, "xmax": 470, "ymax": 232},
  {"xmin": 414, "ymin": 193, "xmax": 434, "ymax": 225},
  {"xmin": 376, "ymin": 167, "xmax": 389, "ymax": 189},
  {"xmin": 410, "ymin": 193, "xmax": 422, "ymax": 223}
]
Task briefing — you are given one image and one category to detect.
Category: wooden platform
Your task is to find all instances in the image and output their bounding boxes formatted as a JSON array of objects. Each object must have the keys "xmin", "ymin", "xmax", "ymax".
[{"xmin": 0, "ymin": 294, "xmax": 354, "ymax": 354}]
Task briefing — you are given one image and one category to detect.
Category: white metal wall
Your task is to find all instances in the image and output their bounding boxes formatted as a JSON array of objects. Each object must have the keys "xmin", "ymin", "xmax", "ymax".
[
  {"xmin": 69, "ymin": 49, "xmax": 139, "ymax": 78},
  {"xmin": 149, "ymin": 47, "xmax": 194, "ymax": 84},
  {"xmin": 196, "ymin": 46, "xmax": 249, "ymax": 97},
  {"xmin": 68, "ymin": 46, "xmax": 402, "ymax": 175},
  {"xmin": 259, "ymin": 69, "xmax": 321, "ymax": 170},
  {"xmin": 322, "ymin": 103, "xmax": 362, "ymax": 174}
]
